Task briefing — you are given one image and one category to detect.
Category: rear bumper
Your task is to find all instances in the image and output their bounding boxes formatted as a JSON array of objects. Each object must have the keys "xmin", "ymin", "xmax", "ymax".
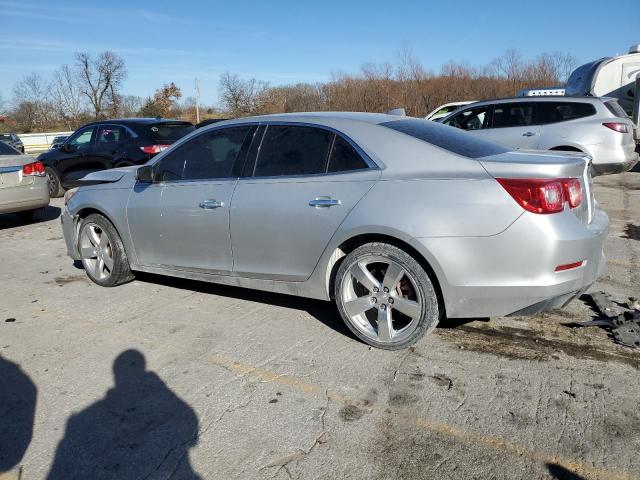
[
  {"xmin": 0, "ymin": 177, "xmax": 49, "ymax": 214},
  {"xmin": 590, "ymin": 149, "xmax": 638, "ymax": 176},
  {"xmin": 415, "ymin": 206, "xmax": 608, "ymax": 318}
]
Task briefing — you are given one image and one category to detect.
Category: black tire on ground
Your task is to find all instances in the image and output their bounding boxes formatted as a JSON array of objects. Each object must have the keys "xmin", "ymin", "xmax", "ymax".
[
  {"xmin": 334, "ymin": 242, "xmax": 440, "ymax": 350},
  {"xmin": 78, "ymin": 213, "xmax": 135, "ymax": 287},
  {"xmin": 45, "ymin": 167, "xmax": 64, "ymax": 198}
]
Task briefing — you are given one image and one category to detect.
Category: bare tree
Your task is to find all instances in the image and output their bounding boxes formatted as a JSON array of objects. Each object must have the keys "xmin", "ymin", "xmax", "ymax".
[
  {"xmin": 12, "ymin": 73, "xmax": 53, "ymax": 131},
  {"xmin": 51, "ymin": 64, "xmax": 86, "ymax": 128},
  {"xmin": 219, "ymin": 72, "xmax": 269, "ymax": 116},
  {"xmin": 75, "ymin": 51, "xmax": 126, "ymax": 119}
]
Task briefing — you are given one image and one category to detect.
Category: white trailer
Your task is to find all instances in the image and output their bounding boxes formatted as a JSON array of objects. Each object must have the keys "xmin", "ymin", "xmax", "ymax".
[{"xmin": 565, "ymin": 44, "xmax": 640, "ymax": 117}]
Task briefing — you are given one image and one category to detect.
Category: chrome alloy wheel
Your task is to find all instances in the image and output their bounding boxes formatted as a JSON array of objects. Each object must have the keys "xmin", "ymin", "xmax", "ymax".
[
  {"xmin": 79, "ymin": 223, "xmax": 114, "ymax": 281},
  {"xmin": 340, "ymin": 255, "xmax": 423, "ymax": 344}
]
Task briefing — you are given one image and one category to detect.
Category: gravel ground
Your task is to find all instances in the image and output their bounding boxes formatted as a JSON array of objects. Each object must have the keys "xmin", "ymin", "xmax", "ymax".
[{"xmin": 1, "ymin": 171, "xmax": 639, "ymax": 480}]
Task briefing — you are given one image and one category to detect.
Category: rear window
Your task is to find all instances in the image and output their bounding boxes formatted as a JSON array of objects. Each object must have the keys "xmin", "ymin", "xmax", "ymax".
[
  {"xmin": 145, "ymin": 123, "xmax": 195, "ymax": 143},
  {"xmin": 0, "ymin": 134, "xmax": 11, "ymax": 141},
  {"xmin": 535, "ymin": 102, "xmax": 596, "ymax": 124},
  {"xmin": 381, "ymin": 118, "xmax": 509, "ymax": 159},
  {"xmin": 604, "ymin": 100, "xmax": 629, "ymax": 118},
  {"xmin": 0, "ymin": 142, "xmax": 19, "ymax": 155}
]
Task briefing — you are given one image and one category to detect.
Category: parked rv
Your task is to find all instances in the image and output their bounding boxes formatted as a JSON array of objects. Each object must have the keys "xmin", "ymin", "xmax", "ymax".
[{"xmin": 565, "ymin": 44, "xmax": 640, "ymax": 116}]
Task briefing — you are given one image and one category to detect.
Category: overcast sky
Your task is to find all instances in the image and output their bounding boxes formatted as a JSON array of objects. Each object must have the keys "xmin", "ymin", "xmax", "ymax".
[{"xmin": 1, "ymin": 0, "xmax": 638, "ymax": 106}]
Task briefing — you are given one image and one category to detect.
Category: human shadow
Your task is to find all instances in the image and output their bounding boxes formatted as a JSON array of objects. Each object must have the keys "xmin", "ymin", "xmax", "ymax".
[
  {"xmin": 0, "ymin": 355, "xmax": 37, "ymax": 474},
  {"xmin": 547, "ymin": 463, "xmax": 587, "ymax": 480},
  {"xmin": 46, "ymin": 349, "xmax": 201, "ymax": 480}
]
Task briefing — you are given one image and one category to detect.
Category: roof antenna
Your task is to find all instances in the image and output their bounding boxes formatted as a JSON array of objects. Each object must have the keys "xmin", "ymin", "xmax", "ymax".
[{"xmin": 385, "ymin": 108, "xmax": 406, "ymax": 116}]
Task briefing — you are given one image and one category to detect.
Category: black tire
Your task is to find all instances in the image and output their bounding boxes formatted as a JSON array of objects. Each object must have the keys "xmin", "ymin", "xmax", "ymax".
[
  {"xmin": 45, "ymin": 167, "xmax": 64, "ymax": 198},
  {"xmin": 334, "ymin": 242, "xmax": 440, "ymax": 350},
  {"xmin": 78, "ymin": 213, "xmax": 134, "ymax": 287}
]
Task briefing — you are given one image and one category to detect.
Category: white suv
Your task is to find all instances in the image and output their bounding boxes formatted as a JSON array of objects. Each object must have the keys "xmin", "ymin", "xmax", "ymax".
[{"xmin": 440, "ymin": 96, "xmax": 639, "ymax": 175}]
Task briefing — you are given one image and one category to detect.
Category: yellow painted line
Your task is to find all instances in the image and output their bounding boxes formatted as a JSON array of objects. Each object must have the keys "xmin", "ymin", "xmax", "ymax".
[{"xmin": 208, "ymin": 353, "xmax": 636, "ymax": 480}]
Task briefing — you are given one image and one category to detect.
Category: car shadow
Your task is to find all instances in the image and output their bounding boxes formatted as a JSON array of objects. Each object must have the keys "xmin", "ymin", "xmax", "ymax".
[
  {"xmin": 46, "ymin": 349, "xmax": 202, "ymax": 479},
  {"xmin": 0, "ymin": 205, "xmax": 61, "ymax": 231},
  {"xmin": 134, "ymin": 272, "xmax": 356, "ymax": 340},
  {"xmin": 0, "ymin": 355, "xmax": 37, "ymax": 475},
  {"xmin": 546, "ymin": 463, "xmax": 587, "ymax": 480}
]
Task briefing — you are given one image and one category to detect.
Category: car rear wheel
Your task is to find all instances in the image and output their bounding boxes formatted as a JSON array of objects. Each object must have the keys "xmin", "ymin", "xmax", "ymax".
[
  {"xmin": 78, "ymin": 214, "xmax": 134, "ymax": 287},
  {"xmin": 335, "ymin": 242, "xmax": 440, "ymax": 350},
  {"xmin": 45, "ymin": 167, "xmax": 64, "ymax": 198}
]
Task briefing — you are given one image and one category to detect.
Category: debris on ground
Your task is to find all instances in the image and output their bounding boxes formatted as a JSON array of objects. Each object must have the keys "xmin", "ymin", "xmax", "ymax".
[{"xmin": 569, "ymin": 292, "xmax": 640, "ymax": 348}]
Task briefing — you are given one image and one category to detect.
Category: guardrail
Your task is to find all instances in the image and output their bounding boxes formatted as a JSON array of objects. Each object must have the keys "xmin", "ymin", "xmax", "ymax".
[{"xmin": 17, "ymin": 131, "xmax": 74, "ymax": 154}]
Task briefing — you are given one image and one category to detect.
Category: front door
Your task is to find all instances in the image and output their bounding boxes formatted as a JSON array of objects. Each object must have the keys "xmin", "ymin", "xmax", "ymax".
[
  {"xmin": 230, "ymin": 124, "xmax": 379, "ymax": 281},
  {"xmin": 57, "ymin": 125, "xmax": 97, "ymax": 187},
  {"xmin": 127, "ymin": 125, "xmax": 253, "ymax": 273}
]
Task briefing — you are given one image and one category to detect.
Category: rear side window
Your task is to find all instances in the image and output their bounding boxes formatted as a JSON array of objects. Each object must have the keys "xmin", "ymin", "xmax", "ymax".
[
  {"xmin": 146, "ymin": 123, "xmax": 195, "ymax": 143},
  {"xmin": 381, "ymin": 118, "xmax": 509, "ymax": 159},
  {"xmin": 155, "ymin": 126, "xmax": 251, "ymax": 181},
  {"xmin": 0, "ymin": 142, "xmax": 18, "ymax": 155},
  {"xmin": 254, "ymin": 125, "xmax": 333, "ymax": 176},
  {"xmin": 327, "ymin": 135, "xmax": 368, "ymax": 172},
  {"xmin": 492, "ymin": 103, "xmax": 535, "ymax": 128},
  {"xmin": 604, "ymin": 100, "xmax": 629, "ymax": 118},
  {"xmin": 97, "ymin": 125, "xmax": 126, "ymax": 144},
  {"xmin": 535, "ymin": 102, "xmax": 596, "ymax": 124}
]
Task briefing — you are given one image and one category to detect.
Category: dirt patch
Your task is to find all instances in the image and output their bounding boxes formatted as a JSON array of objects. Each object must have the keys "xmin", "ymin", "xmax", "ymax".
[
  {"xmin": 430, "ymin": 374, "xmax": 453, "ymax": 390},
  {"xmin": 48, "ymin": 275, "xmax": 89, "ymax": 286},
  {"xmin": 435, "ymin": 324, "xmax": 640, "ymax": 369},
  {"xmin": 339, "ymin": 404, "xmax": 366, "ymax": 422}
]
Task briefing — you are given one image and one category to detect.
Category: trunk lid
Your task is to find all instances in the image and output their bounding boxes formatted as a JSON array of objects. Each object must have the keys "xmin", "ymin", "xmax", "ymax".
[
  {"xmin": 479, "ymin": 150, "xmax": 594, "ymax": 224},
  {"xmin": 0, "ymin": 154, "xmax": 37, "ymax": 189}
]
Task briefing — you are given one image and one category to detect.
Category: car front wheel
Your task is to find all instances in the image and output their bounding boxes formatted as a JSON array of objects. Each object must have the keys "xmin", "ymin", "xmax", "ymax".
[
  {"xmin": 335, "ymin": 242, "xmax": 440, "ymax": 350},
  {"xmin": 78, "ymin": 214, "xmax": 134, "ymax": 287}
]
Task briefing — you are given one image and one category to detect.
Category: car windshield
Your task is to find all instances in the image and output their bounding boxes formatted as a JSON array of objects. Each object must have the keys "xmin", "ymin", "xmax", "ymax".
[
  {"xmin": 382, "ymin": 118, "xmax": 509, "ymax": 158},
  {"xmin": 0, "ymin": 141, "xmax": 19, "ymax": 155},
  {"xmin": 145, "ymin": 123, "xmax": 195, "ymax": 143}
]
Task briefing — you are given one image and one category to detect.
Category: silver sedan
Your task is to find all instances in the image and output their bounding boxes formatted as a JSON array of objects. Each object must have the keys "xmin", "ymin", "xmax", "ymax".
[
  {"xmin": 60, "ymin": 113, "xmax": 608, "ymax": 349},
  {"xmin": 0, "ymin": 142, "xmax": 49, "ymax": 221}
]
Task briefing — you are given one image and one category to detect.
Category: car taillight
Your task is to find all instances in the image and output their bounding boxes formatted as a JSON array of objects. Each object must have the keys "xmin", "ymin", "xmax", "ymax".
[
  {"xmin": 603, "ymin": 122, "xmax": 630, "ymax": 133},
  {"xmin": 22, "ymin": 161, "xmax": 46, "ymax": 176},
  {"xmin": 497, "ymin": 177, "xmax": 582, "ymax": 214},
  {"xmin": 562, "ymin": 178, "xmax": 582, "ymax": 208},
  {"xmin": 139, "ymin": 145, "xmax": 170, "ymax": 154}
]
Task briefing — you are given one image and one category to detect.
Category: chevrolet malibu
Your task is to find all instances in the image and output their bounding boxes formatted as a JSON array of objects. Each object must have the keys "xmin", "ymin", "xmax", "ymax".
[{"xmin": 61, "ymin": 113, "xmax": 608, "ymax": 350}]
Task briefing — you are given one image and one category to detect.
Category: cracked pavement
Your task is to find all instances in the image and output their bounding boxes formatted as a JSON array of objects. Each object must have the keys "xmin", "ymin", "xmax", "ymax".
[{"xmin": 0, "ymin": 172, "xmax": 639, "ymax": 479}]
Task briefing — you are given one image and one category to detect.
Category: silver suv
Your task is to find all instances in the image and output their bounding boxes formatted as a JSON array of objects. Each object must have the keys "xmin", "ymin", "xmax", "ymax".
[{"xmin": 440, "ymin": 96, "xmax": 638, "ymax": 175}]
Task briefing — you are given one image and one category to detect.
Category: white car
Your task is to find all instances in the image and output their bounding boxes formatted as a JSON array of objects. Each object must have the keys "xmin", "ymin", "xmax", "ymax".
[
  {"xmin": 440, "ymin": 96, "xmax": 639, "ymax": 175},
  {"xmin": 425, "ymin": 101, "xmax": 476, "ymax": 121}
]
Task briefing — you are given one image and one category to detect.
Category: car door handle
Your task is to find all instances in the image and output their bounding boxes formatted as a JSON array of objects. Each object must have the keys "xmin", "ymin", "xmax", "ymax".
[
  {"xmin": 199, "ymin": 199, "xmax": 224, "ymax": 209},
  {"xmin": 522, "ymin": 131, "xmax": 536, "ymax": 137},
  {"xmin": 309, "ymin": 197, "xmax": 341, "ymax": 208}
]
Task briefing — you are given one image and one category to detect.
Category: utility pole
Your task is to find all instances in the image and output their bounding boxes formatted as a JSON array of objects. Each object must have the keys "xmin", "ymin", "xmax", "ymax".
[{"xmin": 194, "ymin": 78, "xmax": 201, "ymax": 124}]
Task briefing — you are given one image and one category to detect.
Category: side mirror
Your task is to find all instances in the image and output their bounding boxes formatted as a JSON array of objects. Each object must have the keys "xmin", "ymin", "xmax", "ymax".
[
  {"xmin": 62, "ymin": 143, "xmax": 76, "ymax": 153},
  {"xmin": 136, "ymin": 165, "xmax": 153, "ymax": 183}
]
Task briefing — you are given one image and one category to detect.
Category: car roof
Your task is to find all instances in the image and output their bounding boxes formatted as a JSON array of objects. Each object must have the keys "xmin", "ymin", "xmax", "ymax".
[
  {"xmin": 82, "ymin": 118, "xmax": 193, "ymax": 127},
  {"xmin": 467, "ymin": 96, "xmax": 607, "ymax": 106},
  {"xmin": 215, "ymin": 111, "xmax": 404, "ymax": 128}
]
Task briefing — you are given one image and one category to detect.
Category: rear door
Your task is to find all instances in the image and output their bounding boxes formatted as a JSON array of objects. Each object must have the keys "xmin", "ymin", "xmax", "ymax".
[
  {"xmin": 92, "ymin": 124, "xmax": 128, "ymax": 168},
  {"xmin": 483, "ymin": 102, "xmax": 542, "ymax": 149},
  {"xmin": 230, "ymin": 124, "xmax": 379, "ymax": 281}
]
